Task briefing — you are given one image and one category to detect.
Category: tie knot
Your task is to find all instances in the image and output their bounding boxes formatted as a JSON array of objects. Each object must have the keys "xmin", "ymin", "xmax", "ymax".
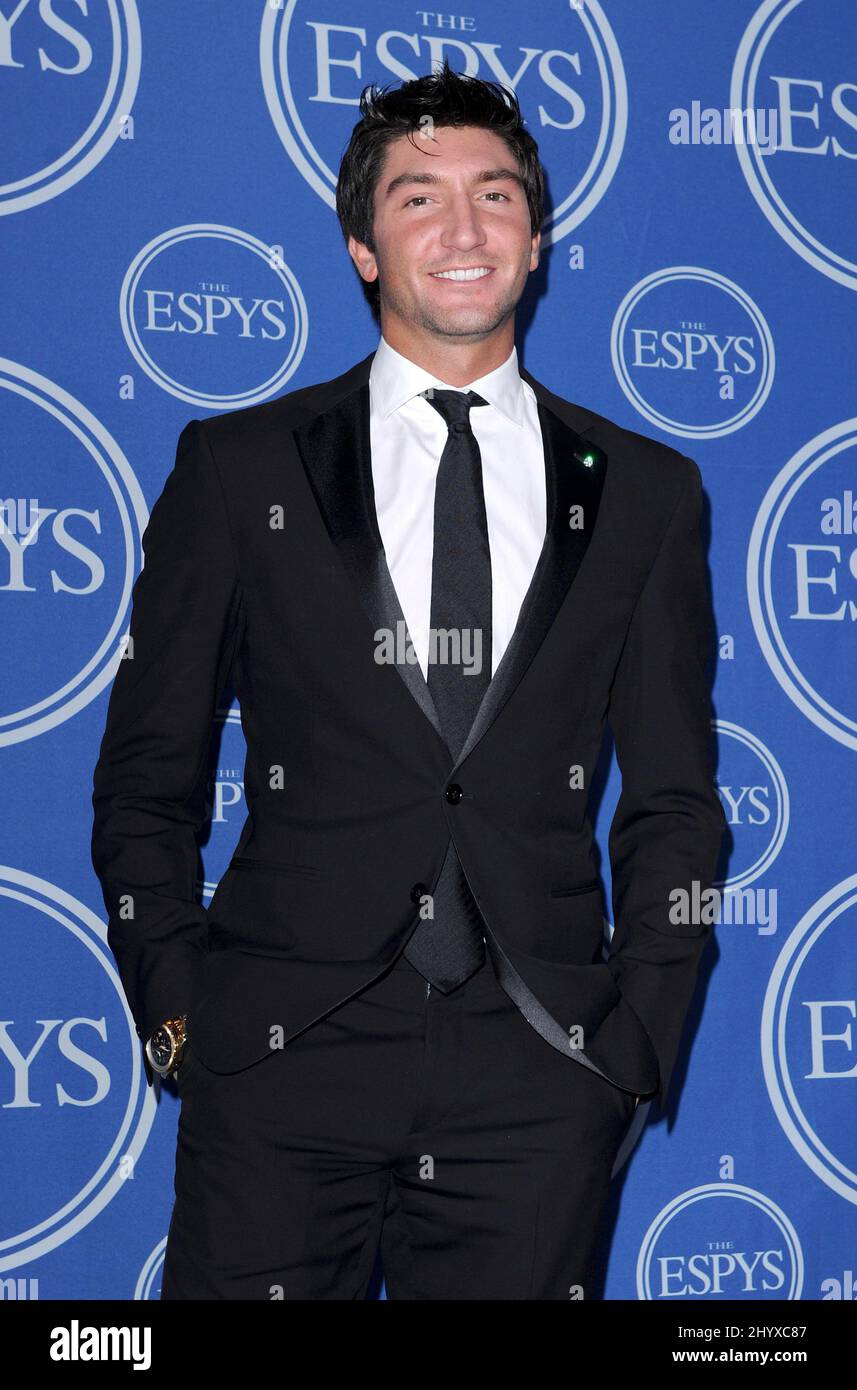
[{"xmin": 421, "ymin": 388, "xmax": 488, "ymax": 433}]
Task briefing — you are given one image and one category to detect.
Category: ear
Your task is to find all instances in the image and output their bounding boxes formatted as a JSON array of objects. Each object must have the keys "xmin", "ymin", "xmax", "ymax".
[
  {"xmin": 347, "ymin": 234, "xmax": 379, "ymax": 285},
  {"xmin": 529, "ymin": 229, "xmax": 541, "ymax": 271}
]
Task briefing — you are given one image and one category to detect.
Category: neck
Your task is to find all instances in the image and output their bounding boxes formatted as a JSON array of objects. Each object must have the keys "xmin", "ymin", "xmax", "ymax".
[{"xmin": 380, "ymin": 317, "xmax": 515, "ymax": 386}]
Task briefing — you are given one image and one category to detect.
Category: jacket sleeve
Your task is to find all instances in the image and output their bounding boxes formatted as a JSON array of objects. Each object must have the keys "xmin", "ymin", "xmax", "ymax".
[
  {"xmin": 91, "ymin": 418, "xmax": 243, "ymax": 1085},
  {"xmin": 605, "ymin": 457, "xmax": 726, "ymax": 1111}
]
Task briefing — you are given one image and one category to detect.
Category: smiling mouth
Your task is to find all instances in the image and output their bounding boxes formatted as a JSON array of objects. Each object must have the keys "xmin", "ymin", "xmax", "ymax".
[{"xmin": 429, "ymin": 267, "xmax": 494, "ymax": 282}]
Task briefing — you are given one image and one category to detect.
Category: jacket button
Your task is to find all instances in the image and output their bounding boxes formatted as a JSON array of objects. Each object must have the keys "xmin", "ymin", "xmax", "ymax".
[
  {"xmin": 410, "ymin": 882, "xmax": 428, "ymax": 904},
  {"xmin": 445, "ymin": 784, "xmax": 463, "ymax": 804}
]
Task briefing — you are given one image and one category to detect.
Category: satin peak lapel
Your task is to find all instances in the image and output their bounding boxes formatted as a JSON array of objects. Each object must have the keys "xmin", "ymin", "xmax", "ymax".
[
  {"xmin": 291, "ymin": 380, "xmax": 446, "ymax": 745},
  {"xmin": 449, "ymin": 397, "xmax": 608, "ymax": 772}
]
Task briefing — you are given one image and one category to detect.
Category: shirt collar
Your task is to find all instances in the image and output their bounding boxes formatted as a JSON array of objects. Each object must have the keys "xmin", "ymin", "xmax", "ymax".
[{"xmin": 369, "ymin": 334, "xmax": 526, "ymax": 427}]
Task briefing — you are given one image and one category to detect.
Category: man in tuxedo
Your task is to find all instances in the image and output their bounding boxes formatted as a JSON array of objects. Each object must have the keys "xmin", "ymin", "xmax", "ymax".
[{"xmin": 91, "ymin": 62, "xmax": 726, "ymax": 1299}]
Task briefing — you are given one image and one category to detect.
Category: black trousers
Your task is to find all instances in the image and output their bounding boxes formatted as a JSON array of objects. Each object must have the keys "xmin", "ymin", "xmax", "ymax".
[{"xmin": 161, "ymin": 949, "xmax": 636, "ymax": 1300}]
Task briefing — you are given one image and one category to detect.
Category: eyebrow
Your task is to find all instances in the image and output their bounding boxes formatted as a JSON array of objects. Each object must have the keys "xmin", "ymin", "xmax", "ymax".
[{"xmin": 384, "ymin": 167, "xmax": 525, "ymax": 200}]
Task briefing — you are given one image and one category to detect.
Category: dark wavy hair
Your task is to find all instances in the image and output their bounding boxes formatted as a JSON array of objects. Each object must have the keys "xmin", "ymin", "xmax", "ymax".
[{"xmin": 335, "ymin": 59, "xmax": 545, "ymax": 314}]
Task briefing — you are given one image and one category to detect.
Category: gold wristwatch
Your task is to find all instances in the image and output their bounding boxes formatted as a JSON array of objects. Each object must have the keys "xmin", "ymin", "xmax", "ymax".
[{"xmin": 145, "ymin": 1015, "xmax": 187, "ymax": 1078}]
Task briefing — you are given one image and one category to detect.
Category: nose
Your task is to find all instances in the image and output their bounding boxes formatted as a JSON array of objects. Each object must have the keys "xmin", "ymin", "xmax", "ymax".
[{"xmin": 439, "ymin": 193, "xmax": 489, "ymax": 253}]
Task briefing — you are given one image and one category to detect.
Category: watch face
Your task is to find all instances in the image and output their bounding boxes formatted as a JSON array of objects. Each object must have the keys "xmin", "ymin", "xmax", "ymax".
[{"xmin": 150, "ymin": 1027, "xmax": 173, "ymax": 1069}]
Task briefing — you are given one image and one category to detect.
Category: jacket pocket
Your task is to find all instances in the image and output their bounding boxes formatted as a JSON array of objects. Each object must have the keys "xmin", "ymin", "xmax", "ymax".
[
  {"xmin": 548, "ymin": 879, "xmax": 600, "ymax": 898},
  {"xmin": 229, "ymin": 856, "xmax": 322, "ymax": 881}
]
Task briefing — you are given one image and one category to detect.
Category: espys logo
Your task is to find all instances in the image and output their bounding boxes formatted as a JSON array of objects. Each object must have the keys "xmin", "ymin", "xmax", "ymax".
[
  {"xmin": 134, "ymin": 1238, "xmax": 167, "ymax": 1301},
  {"xmin": 260, "ymin": 0, "xmax": 626, "ymax": 244},
  {"xmin": 636, "ymin": 1184, "xmax": 803, "ymax": 1299},
  {"xmin": 198, "ymin": 704, "xmax": 248, "ymax": 904},
  {"xmin": 119, "ymin": 225, "xmax": 309, "ymax": 407},
  {"xmin": 732, "ymin": 0, "xmax": 857, "ymax": 291},
  {"xmin": 762, "ymin": 874, "xmax": 857, "ymax": 1206},
  {"xmin": 747, "ymin": 418, "xmax": 857, "ymax": 750},
  {"xmin": 0, "ymin": 868, "xmax": 156, "ymax": 1271},
  {"xmin": 0, "ymin": 0, "xmax": 140, "ymax": 216},
  {"xmin": 716, "ymin": 721, "xmax": 789, "ymax": 892},
  {"xmin": 609, "ymin": 268, "xmax": 775, "ymax": 438},
  {"xmin": 0, "ymin": 360, "xmax": 147, "ymax": 746}
]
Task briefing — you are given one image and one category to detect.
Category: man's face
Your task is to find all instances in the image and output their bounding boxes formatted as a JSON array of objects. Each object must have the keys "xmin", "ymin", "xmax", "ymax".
[{"xmin": 348, "ymin": 124, "xmax": 540, "ymax": 343}]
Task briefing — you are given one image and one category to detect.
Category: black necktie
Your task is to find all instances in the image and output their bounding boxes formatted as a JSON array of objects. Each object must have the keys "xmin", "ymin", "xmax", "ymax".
[{"xmin": 403, "ymin": 388, "xmax": 491, "ymax": 991}]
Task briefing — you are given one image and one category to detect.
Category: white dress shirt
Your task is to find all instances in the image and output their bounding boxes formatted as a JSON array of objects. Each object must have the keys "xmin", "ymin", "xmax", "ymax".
[{"xmin": 368, "ymin": 335, "xmax": 547, "ymax": 681}]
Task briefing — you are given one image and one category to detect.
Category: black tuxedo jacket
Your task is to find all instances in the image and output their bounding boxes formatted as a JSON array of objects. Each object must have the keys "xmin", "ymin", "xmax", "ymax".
[{"xmin": 91, "ymin": 350, "xmax": 726, "ymax": 1110}]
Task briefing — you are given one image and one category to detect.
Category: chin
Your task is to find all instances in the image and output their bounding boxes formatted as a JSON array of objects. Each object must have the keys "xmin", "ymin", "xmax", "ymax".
[{"xmin": 419, "ymin": 301, "xmax": 509, "ymax": 339}]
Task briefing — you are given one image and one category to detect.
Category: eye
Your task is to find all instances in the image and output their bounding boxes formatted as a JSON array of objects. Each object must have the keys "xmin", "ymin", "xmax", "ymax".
[
  {"xmin": 405, "ymin": 195, "xmax": 432, "ymax": 208},
  {"xmin": 481, "ymin": 190, "xmax": 510, "ymax": 202}
]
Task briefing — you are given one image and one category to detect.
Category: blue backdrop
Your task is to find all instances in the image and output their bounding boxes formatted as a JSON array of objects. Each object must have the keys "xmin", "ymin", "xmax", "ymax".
[{"xmin": 3, "ymin": 0, "xmax": 856, "ymax": 1302}]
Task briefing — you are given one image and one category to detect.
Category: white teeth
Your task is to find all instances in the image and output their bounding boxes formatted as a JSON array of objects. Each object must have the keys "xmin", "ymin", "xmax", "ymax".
[{"xmin": 432, "ymin": 267, "xmax": 492, "ymax": 281}]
